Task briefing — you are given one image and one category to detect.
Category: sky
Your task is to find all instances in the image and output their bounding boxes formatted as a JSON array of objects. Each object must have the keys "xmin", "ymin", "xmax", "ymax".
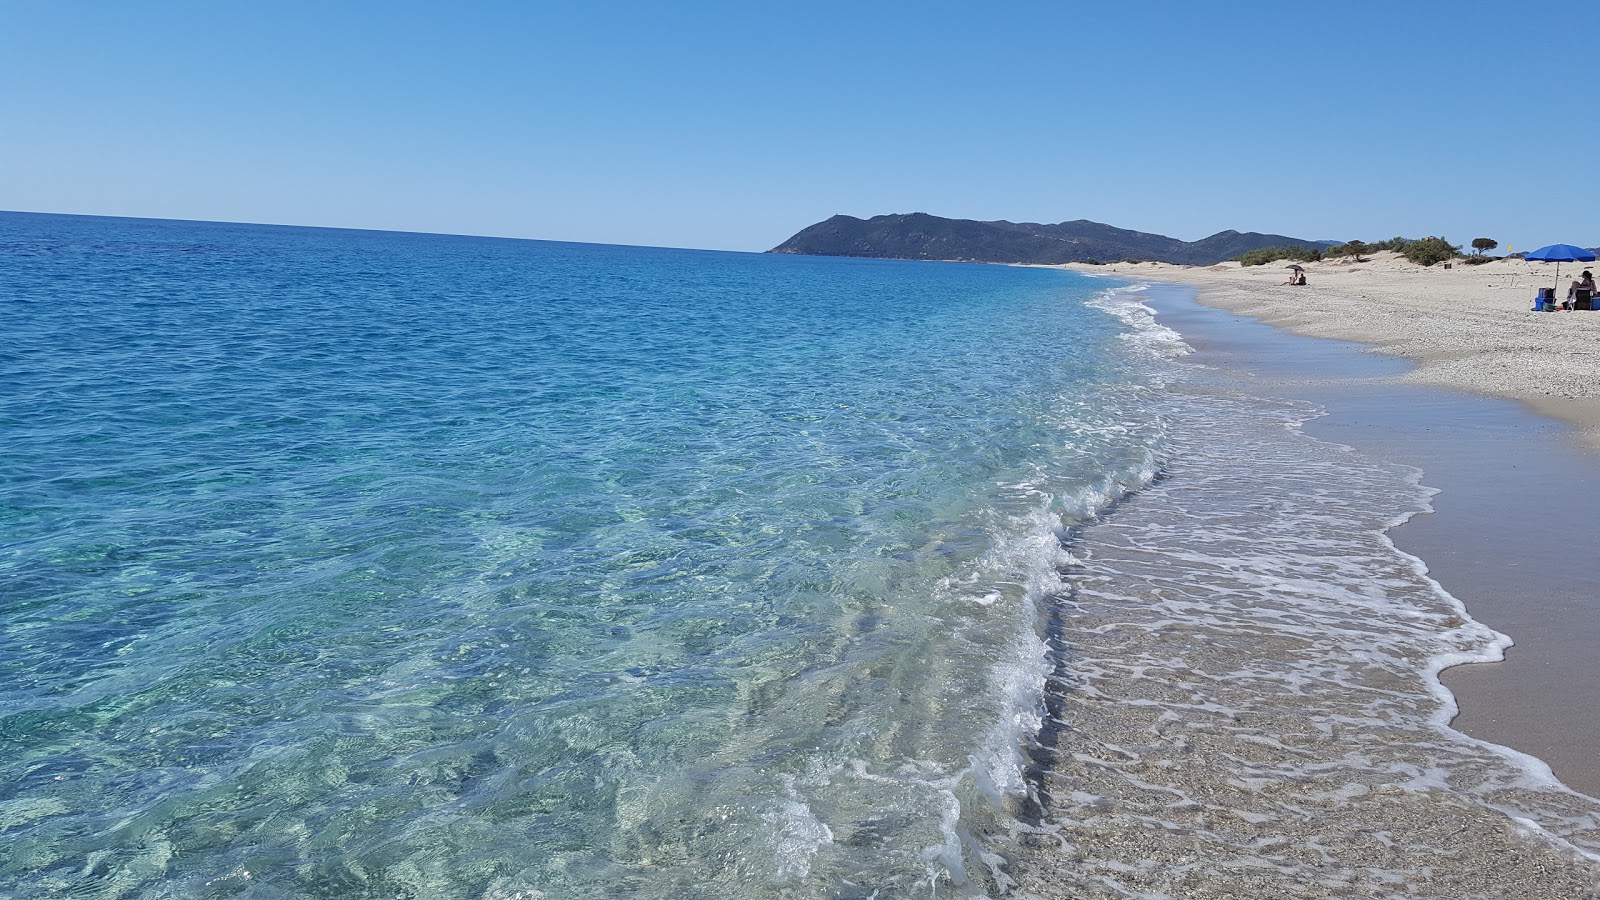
[{"xmin": 3, "ymin": 0, "xmax": 1595, "ymax": 253}]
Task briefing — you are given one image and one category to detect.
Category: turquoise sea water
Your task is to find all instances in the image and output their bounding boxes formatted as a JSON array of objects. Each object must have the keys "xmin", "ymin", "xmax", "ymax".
[
  {"xmin": 0, "ymin": 213, "xmax": 1166, "ymax": 897},
  {"xmin": 12, "ymin": 213, "xmax": 1600, "ymax": 898}
]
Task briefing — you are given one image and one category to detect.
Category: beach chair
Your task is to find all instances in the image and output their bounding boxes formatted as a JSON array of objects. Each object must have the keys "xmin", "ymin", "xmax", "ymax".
[{"xmin": 1574, "ymin": 288, "xmax": 1594, "ymax": 311}]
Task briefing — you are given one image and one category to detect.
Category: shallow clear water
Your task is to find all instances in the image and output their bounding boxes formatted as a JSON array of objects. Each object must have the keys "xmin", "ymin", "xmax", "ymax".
[
  {"xmin": 10, "ymin": 215, "xmax": 1600, "ymax": 899},
  {"xmin": 0, "ymin": 213, "xmax": 1165, "ymax": 897}
]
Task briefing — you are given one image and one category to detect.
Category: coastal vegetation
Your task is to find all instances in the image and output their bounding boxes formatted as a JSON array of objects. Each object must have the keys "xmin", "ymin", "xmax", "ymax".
[
  {"xmin": 1398, "ymin": 237, "xmax": 1460, "ymax": 266},
  {"xmin": 1323, "ymin": 240, "xmax": 1372, "ymax": 262},
  {"xmin": 1234, "ymin": 246, "xmax": 1324, "ymax": 266},
  {"xmin": 1238, "ymin": 236, "xmax": 1465, "ymax": 267}
]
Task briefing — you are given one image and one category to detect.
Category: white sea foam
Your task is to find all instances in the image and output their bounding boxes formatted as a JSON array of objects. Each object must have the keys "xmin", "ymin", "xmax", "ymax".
[
  {"xmin": 763, "ymin": 784, "xmax": 836, "ymax": 882},
  {"xmin": 1084, "ymin": 284, "xmax": 1192, "ymax": 364},
  {"xmin": 1005, "ymin": 283, "xmax": 1600, "ymax": 894}
]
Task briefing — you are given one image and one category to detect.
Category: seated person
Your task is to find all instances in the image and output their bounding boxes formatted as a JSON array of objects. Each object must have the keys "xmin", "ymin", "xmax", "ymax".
[
  {"xmin": 1281, "ymin": 270, "xmax": 1308, "ymax": 286},
  {"xmin": 1568, "ymin": 269, "xmax": 1596, "ymax": 299},
  {"xmin": 1562, "ymin": 270, "xmax": 1596, "ymax": 309}
]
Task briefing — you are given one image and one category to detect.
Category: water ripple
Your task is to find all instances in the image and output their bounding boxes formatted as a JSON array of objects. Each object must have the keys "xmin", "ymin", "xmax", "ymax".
[{"xmin": 0, "ymin": 213, "xmax": 1155, "ymax": 897}]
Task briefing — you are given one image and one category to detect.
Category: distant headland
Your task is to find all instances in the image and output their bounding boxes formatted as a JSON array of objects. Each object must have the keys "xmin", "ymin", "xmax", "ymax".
[{"xmin": 769, "ymin": 213, "xmax": 1334, "ymax": 266}]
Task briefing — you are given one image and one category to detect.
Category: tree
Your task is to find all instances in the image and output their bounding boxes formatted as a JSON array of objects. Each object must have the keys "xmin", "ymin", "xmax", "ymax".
[
  {"xmin": 1471, "ymin": 237, "xmax": 1498, "ymax": 256},
  {"xmin": 1323, "ymin": 240, "xmax": 1370, "ymax": 262},
  {"xmin": 1401, "ymin": 237, "xmax": 1460, "ymax": 266}
]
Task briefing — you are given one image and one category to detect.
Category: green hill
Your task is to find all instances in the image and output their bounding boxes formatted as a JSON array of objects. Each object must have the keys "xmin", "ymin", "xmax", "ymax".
[{"xmin": 770, "ymin": 213, "xmax": 1332, "ymax": 266}]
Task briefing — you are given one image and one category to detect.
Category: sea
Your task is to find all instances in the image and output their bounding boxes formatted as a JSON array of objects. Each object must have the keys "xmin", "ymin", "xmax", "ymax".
[{"xmin": 3, "ymin": 211, "xmax": 1599, "ymax": 899}]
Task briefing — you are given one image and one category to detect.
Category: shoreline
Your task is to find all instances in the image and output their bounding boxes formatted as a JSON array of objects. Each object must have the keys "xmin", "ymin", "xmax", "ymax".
[
  {"xmin": 1061, "ymin": 252, "xmax": 1600, "ymax": 453},
  {"xmin": 1120, "ymin": 268, "xmax": 1600, "ymax": 796},
  {"xmin": 1010, "ymin": 281, "xmax": 1600, "ymax": 897}
]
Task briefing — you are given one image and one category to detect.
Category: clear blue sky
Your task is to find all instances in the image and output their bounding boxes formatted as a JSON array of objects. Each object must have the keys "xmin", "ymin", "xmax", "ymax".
[{"xmin": 3, "ymin": 1, "xmax": 1594, "ymax": 253}]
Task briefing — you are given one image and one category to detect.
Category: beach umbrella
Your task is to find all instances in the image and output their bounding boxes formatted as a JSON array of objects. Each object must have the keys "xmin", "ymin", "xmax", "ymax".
[
  {"xmin": 1285, "ymin": 264, "xmax": 1304, "ymax": 270},
  {"xmin": 1525, "ymin": 243, "xmax": 1597, "ymax": 293}
]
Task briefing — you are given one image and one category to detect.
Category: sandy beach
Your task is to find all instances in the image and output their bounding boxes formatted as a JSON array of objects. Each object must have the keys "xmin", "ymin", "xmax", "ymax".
[
  {"xmin": 1071, "ymin": 253, "xmax": 1600, "ymax": 788},
  {"xmin": 1005, "ymin": 265, "xmax": 1600, "ymax": 897},
  {"xmin": 1068, "ymin": 252, "xmax": 1600, "ymax": 451}
]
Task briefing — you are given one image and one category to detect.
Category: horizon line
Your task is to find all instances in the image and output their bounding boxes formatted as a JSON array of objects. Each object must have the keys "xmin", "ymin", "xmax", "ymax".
[{"xmin": 0, "ymin": 208, "xmax": 749, "ymax": 256}]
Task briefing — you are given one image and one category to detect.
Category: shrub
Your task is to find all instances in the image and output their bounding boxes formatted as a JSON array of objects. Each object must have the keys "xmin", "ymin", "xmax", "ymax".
[
  {"xmin": 1462, "ymin": 255, "xmax": 1497, "ymax": 265},
  {"xmin": 1399, "ymin": 236, "xmax": 1460, "ymax": 266},
  {"xmin": 1324, "ymin": 240, "xmax": 1371, "ymax": 261},
  {"xmin": 1371, "ymin": 236, "xmax": 1410, "ymax": 251},
  {"xmin": 1233, "ymin": 249, "xmax": 1275, "ymax": 266},
  {"xmin": 1122, "ymin": 258, "xmax": 1143, "ymax": 264},
  {"xmin": 1234, "ymin": 245, "xmax": 1323, "ymax": 267}
]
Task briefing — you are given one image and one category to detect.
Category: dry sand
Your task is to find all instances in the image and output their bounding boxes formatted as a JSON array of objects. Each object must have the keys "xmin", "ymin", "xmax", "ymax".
[{"xmin": 1065, "ymin": 251, "xmax": 1600, "ymax": 452}]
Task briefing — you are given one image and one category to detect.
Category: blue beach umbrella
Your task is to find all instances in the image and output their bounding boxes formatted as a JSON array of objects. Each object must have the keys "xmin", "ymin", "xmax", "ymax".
[{"xmin": 1525, "ymin": 243, "xmax": 1598, "ymax": 293}]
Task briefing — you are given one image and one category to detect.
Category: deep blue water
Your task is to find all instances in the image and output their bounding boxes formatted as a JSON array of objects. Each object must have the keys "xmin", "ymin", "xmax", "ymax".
[{"xmin": 0, "ymin": 213, "xmax": 1166, "ymax": 898}]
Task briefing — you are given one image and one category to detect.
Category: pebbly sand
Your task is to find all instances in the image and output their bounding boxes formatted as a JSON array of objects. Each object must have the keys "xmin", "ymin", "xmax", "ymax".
[{"xmin": 1006, "ymin": 258, "xmax": 1600, "ymax": 898}]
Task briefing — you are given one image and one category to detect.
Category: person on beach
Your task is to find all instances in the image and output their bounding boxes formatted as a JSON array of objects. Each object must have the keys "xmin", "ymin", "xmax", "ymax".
[
  {"xmin": 1565, "ymin": 269, "xmax": 1595, "ymax": 305},
  {"xmin": 1281, "ymin": 269, "xmax": 1307, "ymax": 286}
]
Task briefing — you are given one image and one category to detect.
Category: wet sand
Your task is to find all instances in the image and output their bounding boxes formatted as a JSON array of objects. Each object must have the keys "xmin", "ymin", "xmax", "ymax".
[
  {"xmin": 1010, "ymin": 284, "xmax": 1600, "ymax": 898},
  {"xmin": 1065, "ymin": 252, "xmax": 1600, "ymax": 452},
  {"xmin": 1008, "ymin": 285, "xmax": 1600, "ymax": 898},
  {"xmin": 1149, "ymin": 292, "xmax": 1600, "ymax": 798}
]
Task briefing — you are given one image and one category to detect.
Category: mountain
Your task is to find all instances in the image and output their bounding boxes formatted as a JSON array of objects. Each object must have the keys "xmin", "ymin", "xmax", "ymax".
[{"xmin": 769, "ymin": 213, "xmax": 1333, "ymax": 266}]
